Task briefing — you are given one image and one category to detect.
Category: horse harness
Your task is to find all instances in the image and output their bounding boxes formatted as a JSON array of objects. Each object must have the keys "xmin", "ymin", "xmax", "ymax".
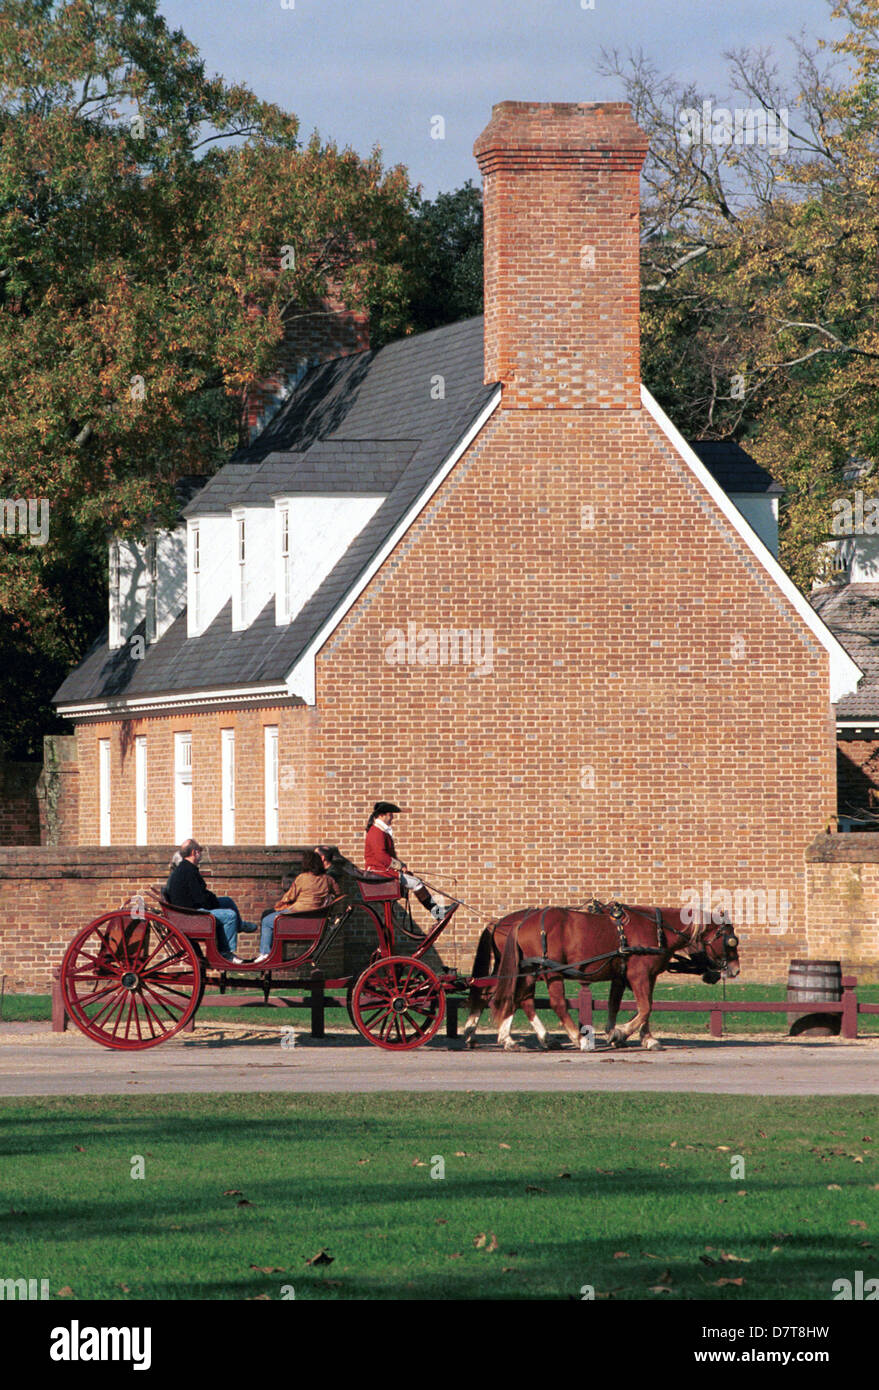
[{"xmin": 517, "ymin": 899, "xmax": 669, "ymax": 982}]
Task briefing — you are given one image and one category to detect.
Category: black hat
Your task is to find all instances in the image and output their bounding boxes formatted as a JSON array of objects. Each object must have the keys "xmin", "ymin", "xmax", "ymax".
[{"xmin": 372, "ymin": 801, "xmax": 402, "ymax": 816}]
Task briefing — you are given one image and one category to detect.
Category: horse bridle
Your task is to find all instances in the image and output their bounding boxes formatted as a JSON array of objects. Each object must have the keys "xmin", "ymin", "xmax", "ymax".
[{"xmin": 687, "ymin": 914, "xmax": 739, "ymax": 979}]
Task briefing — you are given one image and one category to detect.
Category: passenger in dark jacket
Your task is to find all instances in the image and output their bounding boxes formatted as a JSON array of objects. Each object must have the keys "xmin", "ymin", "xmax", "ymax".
[{"xmin": 164, "ymin": 839, "xmax": 256, "ymax": 963}]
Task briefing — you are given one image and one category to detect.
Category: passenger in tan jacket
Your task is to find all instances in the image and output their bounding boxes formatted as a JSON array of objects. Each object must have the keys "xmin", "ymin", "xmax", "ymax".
[{"xmin": 254, "ymin": 850, "xmax": 339, "ymax": 964}]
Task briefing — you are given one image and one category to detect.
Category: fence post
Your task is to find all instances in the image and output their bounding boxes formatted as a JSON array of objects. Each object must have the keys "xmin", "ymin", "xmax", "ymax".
[
  {"xmin": 576, "ymin": 985, "xmax": 593, "ymax": 1029},
  {"xmin": 709, "ymin": 1002, "xmax": 723, "ymax": 1038},
  {"xmin": 51, "ymin": 967, "xmax": 68, "ymax": 1033},
  {"xmin": 841, "ymin": 976, "xmax": 858, "ymax": 1039},
  {"xmin": 310, "ymin": 974, "xmax": 325, "ymax": 1039}
]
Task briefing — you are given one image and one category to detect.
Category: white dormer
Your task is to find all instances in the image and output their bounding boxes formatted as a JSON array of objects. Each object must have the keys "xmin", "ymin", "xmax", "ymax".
[
  {"xmin": 109, "ymin": 528, "xmax": 186, "ymax": 650},
  {"xmin": 273, "ymin": 493, "xmax": 386, "ymax": 626},
  {"xmin": 231, "ymin": 506, "xmax": 275, "ymax": 631}
]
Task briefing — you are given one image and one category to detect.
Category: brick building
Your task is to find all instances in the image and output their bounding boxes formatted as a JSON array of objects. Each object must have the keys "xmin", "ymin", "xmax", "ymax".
[{"xmin": 51, "ymin": 101, "xmax": 863, "ymax": 981}]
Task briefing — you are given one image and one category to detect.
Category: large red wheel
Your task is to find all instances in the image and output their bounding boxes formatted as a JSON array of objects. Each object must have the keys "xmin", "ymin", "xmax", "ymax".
[
  {"xmin": 350, "ymin": 955, "xmax": 445, "ymax": 1051},
  {"xmin": 61, "ymin": 911, "xmax": 204, "ymax": 1050}
]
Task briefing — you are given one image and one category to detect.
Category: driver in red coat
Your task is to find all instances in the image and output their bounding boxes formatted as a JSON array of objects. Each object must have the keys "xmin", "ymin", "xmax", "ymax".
[{"xmin": 364, "ymin": 801, "xmax": 453, "ymax": 922}]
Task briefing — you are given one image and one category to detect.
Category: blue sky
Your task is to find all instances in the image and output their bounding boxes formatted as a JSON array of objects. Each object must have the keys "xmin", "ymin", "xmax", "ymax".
[{"xmin": 159, "ymin": 0, "xmax": 840, "ymax": 197}]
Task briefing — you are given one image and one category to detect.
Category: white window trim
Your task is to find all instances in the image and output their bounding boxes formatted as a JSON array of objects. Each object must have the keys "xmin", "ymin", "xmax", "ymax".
[
  {"xmin": 145, "ymin": 534, "xmax": 157, "ymax": 644},
  {"xmin": 135, "ymin": 736, "xmax": 147, "ymax": 846},
  {"xmin": 174, "ymin": 732, "xmax": 193, "ymax": 845},
  {"xmin": 108, "ymin": 542, "xmax": 121, "ymax": 650},
  {"xmin": 98, "ymin": 739, "xmax": 111, "ymax": 846},
  {"xmin": 233, "ymin": 510, "xmax": 247, "ymax": 631},
  {"xmin": 264, "ymin": 725, "xmax": 279, "ymax": 845},
  {"xmin": 221, "ymin": 728, "xmax": 235, "ymax": 845},
  {"xmin": 189, "ymin": 523, "xmax": 201, "ymax": 634}
]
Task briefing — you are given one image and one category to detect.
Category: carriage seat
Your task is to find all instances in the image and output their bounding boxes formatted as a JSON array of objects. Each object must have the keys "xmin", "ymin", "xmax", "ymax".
[
  {"xmin": 155, "ymin": 897, "xmax": 217, "ymax": 941},
  {"xmin": 273, "ymin": 896, "xmax": 346, "ymax": 941}
]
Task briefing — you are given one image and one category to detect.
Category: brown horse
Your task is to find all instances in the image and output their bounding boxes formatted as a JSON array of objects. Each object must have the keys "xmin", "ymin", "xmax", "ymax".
[{"xmin": 459, "ymin": 901, "xmax": 739, "ymax": 1051}]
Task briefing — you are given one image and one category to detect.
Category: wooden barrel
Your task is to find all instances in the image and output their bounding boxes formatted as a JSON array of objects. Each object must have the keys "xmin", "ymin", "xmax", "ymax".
[{"xmin": 786, "ymin": 959, "xmax": 842, "ymax": 1036}]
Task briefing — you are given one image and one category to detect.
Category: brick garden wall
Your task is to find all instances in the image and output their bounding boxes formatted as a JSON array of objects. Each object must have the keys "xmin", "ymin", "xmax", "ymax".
[
  {"xmin": 0, "ymin": 759, "xmax": 40, "ymax": 845},
  {"xmin": 806, "ymin": 834, "xmax": 879, "ymax": 982},
  {"xmin": 0, "ymin": 845, "xmax": 343, "ymax": 993}
]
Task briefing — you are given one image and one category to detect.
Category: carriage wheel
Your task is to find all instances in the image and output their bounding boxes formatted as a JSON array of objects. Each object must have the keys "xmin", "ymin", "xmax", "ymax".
[
  {"xmin": 350, "ymin": 955, "xmax": 445, "ymax": 1051},
  {"xmin": 61, "ymin": 911, "xmax": 204, "ymax": 1050}
]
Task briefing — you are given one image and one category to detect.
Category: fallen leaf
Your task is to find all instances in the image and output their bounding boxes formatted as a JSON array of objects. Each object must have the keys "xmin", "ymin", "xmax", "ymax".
[
  {"xmin": 858, "ymin": 1241, "xmax": 873, "ymax": 1249},
  {"xmin": 757, "ymin": 1130, "xmax": 767, "ymax": 1138},
  {"xmin": 613, "ymin": 1252, "xmax": 629, "ymax": 1259},
  {"xmin": 557, "ymin": 1170, "xmax": 572, "ymax": 1179},
  {"xmin": 863, "ymin": 1136, "xmax": 873, "ymax": 1143},
  {"xmin": 830, "ymin": 1131, "xmax": 845, "ymax": 1136},
  {"xmin": 659, "ymin": 1162, "xmax": 670, "ymax": 1169},
  {"xmin": 305, "ymin": 1249, "xmax": 333, "ymax": 1266},
  {"xmin": 435, "ymin": 1218, "xmax": 447, "ymax": 1225},
  {"xmin": 649, "ymin": 1285, "xmax": 672, "ymax": 1294},
  {"xmin": 499, "ymin": 1143, "xmax": 511, "ymax": 1149},
  {"xmin": 448, "ymin": 1252, "xmax": 462, "ymax": 1259},
  {"xmin": 502, "ymin": 1266, "xmax": 516, "ymax": 1273},
  {"xmin": 250, "ymin": 1265, "xmax": 285, "ymax": 1274},
  {"xmin": 486, "ymin": 1234, "xmax": 499, "ymax": 1252},
  {"xmin": 770, "ymin": 1246, "xmax": 783, "ymax": 1254},
  {"xmin": 74, "ymin": 1146, "xmax": 85, "ymax": 1153},
  {"xmin": 828, "ymin": 1184, "xmax": 842, "ymax": 1191},
  {"xmin": 719, "ymin": 1252, "xmax": 751, "ymax": 1263},
  {"xmin": 117, "ymin": 1285, "xmax": 130, "ymax": 1293},
  {"xmin": 848, "ymin": 1220, "xmax": 868, "ymax": 1229},
  {"xmin": 249, "ymin": 1294, "xmax": 271, "ymax": 1301},
  {"xmin": 641, "ymin": 1251, "xmax": 662, "ymax": 1259},
  {"xmin": 356, "ymin": 1159, "xmax": 369, "ymax": 1166},
  {"xmin": 454, "ymin": 1151, "xmax": 470, "ymax": 1157},
  {"xmin": 716, "ymin": 1146, "xmax": 731, "ymax": 1152},
  {"xmin": 474, "ymin": 1233, "xmax": 487, "ymax": 1248},
  {"xmin": 851, "ymin": 1156, "xmax": 864, "ymax": 1164},
  {"xmin": 57, "ymin": 1287, "xmax": 73, "ymax": 1297},
  {"xmin": 525, "ymin": 1184, "xmax": 546, "ymax": 1194},
  {"xmin": 714, "ymin": 1277, "xmax": 745, "ymax": 1287},
  {"xmin": 658, "ymin": 1268, "xmax": 673, "ymax": 1283},
  {"xmin": 411, "ymin": 1160, "xmax": 426, "ymax": 1167},
  {"xmin": 223, "ymin": 1189, "xmax": 243, "ymax": 1196},
  {"xmin": 596, "ymin": 1168, "xmax": 615, "ymax": 1175},
  {"xmin": 669, "ymin": 1141, "xmax": 678, "ymax": 1148},
  {"xmin": 736, "ymin": 1190, "xmax": 747, "ymax": 1196}
]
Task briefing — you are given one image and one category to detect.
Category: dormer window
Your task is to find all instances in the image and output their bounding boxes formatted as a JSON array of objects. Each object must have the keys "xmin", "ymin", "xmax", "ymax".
[
  {"xmin": 145, "ymin": 535, "xmax": 157, "ymax": 643},
  {"xmin": 190, "ymin": 525, "xmax": 201, "ymax": 631},
  {"xmin": 233, "ymin": 510, "xmax": 247, "ymax": 629},
  {"xmin": 280, "ymin": 507, "xmax": 291, "ymax": 621},
  {"xmin": 109, "ymin": 541, "xmax": 121, "ymax": 648}
]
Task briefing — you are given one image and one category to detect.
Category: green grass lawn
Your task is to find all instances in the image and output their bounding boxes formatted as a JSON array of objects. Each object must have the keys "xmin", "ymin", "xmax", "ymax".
[
  {"xmin": 5, "ymin": 982, "xmax": 879, "ymax": 1034},
  {"xmin": 1, "ymin": 1093, "xmax": 877, "ymax": 1300}
]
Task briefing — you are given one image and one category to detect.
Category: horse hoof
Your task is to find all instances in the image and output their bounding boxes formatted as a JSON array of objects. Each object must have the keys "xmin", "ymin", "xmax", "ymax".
[
  {"xmin": 644, "ymin": 1037, "xmax": 663, "ymax": 1051},
  {"xmin": 543, "ymin": 1036, "xmax": 562, "ymax": 1051},
  {"xmin": 502, "ymin": 1039, "xmax": 522, "ymax": 1052}
]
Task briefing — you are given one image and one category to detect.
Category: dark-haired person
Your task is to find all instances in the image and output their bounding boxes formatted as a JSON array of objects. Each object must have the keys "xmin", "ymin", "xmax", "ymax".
[
  {"xmin": 164, "ymin": 838, "xmax": 257, "ymax": 964},
  {"xmin": 254, "ymin": 849, "xmax": 340, "ymax": 965},
  {"xmin": 364, "ymin": 802, "xmax": 453, "ymax": 922}
]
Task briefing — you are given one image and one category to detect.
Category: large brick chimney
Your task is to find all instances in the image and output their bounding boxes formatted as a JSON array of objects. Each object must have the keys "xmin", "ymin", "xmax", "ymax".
[{"xmin": 473, "ymin": 101, "xmax": 647, "ymax": 409}]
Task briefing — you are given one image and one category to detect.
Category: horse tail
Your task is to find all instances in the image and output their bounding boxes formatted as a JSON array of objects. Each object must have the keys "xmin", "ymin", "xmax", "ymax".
[
  {"xmin": 491, "ymin": 921, "xmax": 522, "ymax": 1026},
  {"xmin": 466, "ymin": 925, "xmax": 497, "ymax": 1016}
]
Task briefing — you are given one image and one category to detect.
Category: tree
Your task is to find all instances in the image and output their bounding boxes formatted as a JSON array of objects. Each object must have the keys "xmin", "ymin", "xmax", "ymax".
[
  {"xmin": 0, "ymin": 0, "xmax": 419, "ymax": 754},
  {"xmin": 601, "ymin": 0, "xmax": 879, "ymax": 589},
  {"xmin": 404, "ymin": 180, "xmax": 483, "ymax": 334}
]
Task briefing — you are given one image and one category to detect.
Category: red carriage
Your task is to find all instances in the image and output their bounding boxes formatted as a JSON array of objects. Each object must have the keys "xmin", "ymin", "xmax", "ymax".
[{"xmin": 60, "ymin": 871, "xmax": 462, "ymax": 1053}]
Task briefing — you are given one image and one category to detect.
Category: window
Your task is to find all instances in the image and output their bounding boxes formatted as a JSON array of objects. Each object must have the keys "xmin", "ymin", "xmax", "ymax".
[
  {"xmin": 280, "ymin": 507, "xmax": 291, "ymax": 620},
  {"xmin": 135, "ymin": 736, "xmax": 147, "ymax": 845},
  {"xmin": 109, "ymin": 543, "xmax": 121, "ymax": 648},
  {"xmin": 145, "ymin": 535, "xmax": 157, "ymax": 643},
  {"xmin": 174, "ymin": 733, "xmax": 192, "ymax": 844},
  {"xmin": 237, "ymin": 515, "xmax": 247, "ymax": 625},
  {"xmin": 191, "ymin": 526, "xmax": 200, "ymax": 631},
  {"xmin": 264, "ymin": 726, "xmax": 279, "ymax": 845},
  {"xmin": 221, "ymin": 729, "xmax": 235, "ymax": 845},
  {"xmin": 99, "ymin": 739, "xmax": 111, "ymax": 846}
]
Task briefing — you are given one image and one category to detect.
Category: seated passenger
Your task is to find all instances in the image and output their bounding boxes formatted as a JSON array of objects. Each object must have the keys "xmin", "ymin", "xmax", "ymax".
[
  {"xmin": 164, "ymin": 838, "xmax": 257, "ymax": 964},
  {"xmin": 254, "ymin": 849, "xmax": 340, "ymax": 965}
]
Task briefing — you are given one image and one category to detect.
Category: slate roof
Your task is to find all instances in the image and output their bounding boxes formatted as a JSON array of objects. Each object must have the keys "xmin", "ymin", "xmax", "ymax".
[
  {"xmin": 55, "ymin": 316, "xmax": 787, "ymax": 709},
  {"xmin": 689, "ymin": 441, "xmax": 782, "ymax": 495},
  {"xmin": 55, "ymin": 316, "xmax": 497, "ymax": 706},
  {"xmin": 811, "ymin": 583, "xmax": 879, "ymax": 720}
]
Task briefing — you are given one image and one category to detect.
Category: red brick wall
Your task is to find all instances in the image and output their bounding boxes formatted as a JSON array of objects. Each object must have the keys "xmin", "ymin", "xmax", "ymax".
[
  {"xmin": 0, "ymin": 760, "xmax": 40, "ymax": 845},
  {"xmin": 310, "ymin": 405, "xmax": 837, "ymax": 983},
  {"xmin": 806, "ymin": 834, "xmax": 879, "ymax": 982},
  {"xmin": 0, "ymin": 846, "xmax": 329, "ymax": 993},
  {"xmin": 75, "ymin": 706, "xmax": 318, "ymax": 847}
]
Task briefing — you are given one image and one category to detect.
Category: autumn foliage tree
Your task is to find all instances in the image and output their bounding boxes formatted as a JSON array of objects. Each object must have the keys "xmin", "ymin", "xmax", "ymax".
[
  {"xmin": 602, "ymin": 0, "xmax": 879, "ymax": 589},
  {"xmin": 0, "ymin": 0, "xmax": 420, "ymax": 754}
]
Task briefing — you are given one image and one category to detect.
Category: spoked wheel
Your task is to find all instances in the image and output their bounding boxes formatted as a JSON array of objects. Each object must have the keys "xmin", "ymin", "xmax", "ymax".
[
  {"xmin": 61, "ymin": 911, "xmax": 204, "ymax": 1050},
  {"xmin": 350, "ymin": 955, "xmax": 445, "ymax": 1051}
]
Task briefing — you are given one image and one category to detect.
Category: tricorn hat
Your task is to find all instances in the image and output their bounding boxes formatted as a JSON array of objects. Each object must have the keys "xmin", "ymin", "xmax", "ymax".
[{"xmin": 372, "ymin": 801, "xmax": 402, "ymax": 817}]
